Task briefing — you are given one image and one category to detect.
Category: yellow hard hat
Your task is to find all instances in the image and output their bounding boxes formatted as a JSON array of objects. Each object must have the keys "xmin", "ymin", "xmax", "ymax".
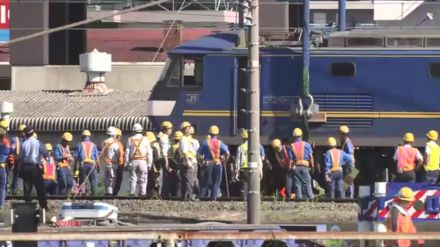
[
  {"xmin": 403, "ymin": 132, "xmax": 414, "ymax": 142},
  {"xmin": 180, "ymin": 121, "xmax": 191, "ymax": 130},
  {"xmin": 62, "ymin": 132, "xmax": 73, "ymax": 141},
  {"xmin": 397, "ymin": 187, "xmax": 414, "ymax": 202},
  {"xmin": 241, "ymin": 130, "xmax": 248, "ymax": 139},
  {"xmin": 74, "ymin": 170, "xmax": 79, "ymax": 177},
  {"xmin": 174, "ymin": 131, "xmax": 183, "ymax": 140},
  {"xmin": 272, "ymin": 139, "xmax": 282, "ymax": 149},
  {"xmin": 115, "ymin": 128, "xmax": 122, "ymax": 137},
  {"xmin": 292, "ymin": 128, "xmax": 303, "ymax": 137},
  {"xmin": 327, "ymin": 137, "xmax": 337, "ymax": 147},
  {"xmin": 82, "ymin": 130, "xmax": 91, "ymax": 136},
  {"xmin": 426, "ymin": 130, "xmax": 438, "ymax": 141},
  {"xmin": 146, "ymin": 131, "xmax": 157, "ymax": 143},
  {"xmin": 0, "ymin": 120, "xmax": 7, "ymax": 130},
  {"xmin": 209, "ymin": 125, "xmax": 220, "ymax": 135},
  {"xmin": 161, "ymin": 121, "xmax": 173, "ymax": 129},
  {"xmin": 18, "ymin": 124, "xmax": 27, "ymax": 132},
  {"xmin": 45, "ymin": 143, "xmax": 53, "ymax": 151},
  {"xmin": 339, "ymin": 125, "xmax": 350, "ymax": 134}
]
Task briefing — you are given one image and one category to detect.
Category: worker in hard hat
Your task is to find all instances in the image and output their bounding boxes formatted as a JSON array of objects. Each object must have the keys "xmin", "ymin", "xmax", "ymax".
[
  {"xmin": 324, "ymin": 137, "xmax": 353, "ymax": 199},
  {"xmin": 179, "ymin": 121, "xmax": 200, "ymax": 200},
  {"xmin": 386, "ymin": 187, "xmax": 424, "ymax": 247},
  {"xmin": 146, "ymin": 131, "xmax": 161, "ymax": 198},
  {"xmin": 19, "ymin": 127, "xmax": 47, "ymax": 210},
  {"xmin": 0, "ymin": 128, "xmax": 11, "ymax": 207},
  {"xmin": 338, "ymin": 125, "xmax": 356, "ymax": 199},
  {"xmin": 112, "ymin": 128, "xmax": 125, "ymax": 196},
  {"xmin": 287, "ymin": 128, "xmax": 314, "ymax": 199},
  {"xmin": 157, "ymin": 121, "xmax": 173, "ymax": 198},
  {"xmin": 101, "ymin": 126, "xmax": 122, "ymax": 195},
  {"xmin": 125, "ymin": 123, "xmax": 153, "ymax": 196},
  {"xmin": 197, "ymin": 125, "xmax": 229, "ymax": 200},
  {"xmin": 74, "ymin": 130, "xmax": 99, "ymax": 195},
  {"xmin": 168, "ymin": 130, "xmax": 183, "ymax": 197},
  {"xmin": 393, "ymin": 133, "xmax": 423, "ymax": 182},
  {"xmin": 272, "ymin": 138, "xmax": 291, "ymax": 199},
  {"xmin": 10, "ymin": 124, "xmax": 27, "ymax": 195},
  {"xmin": 424, "ymin": 130, "xmax": 440, "ymax": 184},
  {"xmin": 54, "ymin": 132, "xmax": 74, "ymax": 195},
  {"xmin": 41, "ymin": 143, "xmax": 57, "ymax": 195},
  {"xmin": 188, "ymin": 125, "xmax": 201, "ymax": 198}
]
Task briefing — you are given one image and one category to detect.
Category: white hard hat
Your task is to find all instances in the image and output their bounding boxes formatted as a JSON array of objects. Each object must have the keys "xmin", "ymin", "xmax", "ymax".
[
  {"xmin": 106, "ymin": 126, "xmax": 116, "ymax": 136},
  {"xmin": 132, "ymin": 123, "xmax": 143, "ymax": 132}
]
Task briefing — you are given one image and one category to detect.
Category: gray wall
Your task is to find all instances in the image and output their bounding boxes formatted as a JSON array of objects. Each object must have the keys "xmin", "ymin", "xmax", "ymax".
[{"xmin": 11, "ymin": 63, "xmax": 165, "ymax": 91}]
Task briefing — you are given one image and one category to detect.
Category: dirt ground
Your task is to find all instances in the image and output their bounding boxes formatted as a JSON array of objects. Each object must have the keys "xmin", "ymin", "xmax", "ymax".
[{"xmin": 42, "ymin": 200, "xmax": 359, "ymax": 224}]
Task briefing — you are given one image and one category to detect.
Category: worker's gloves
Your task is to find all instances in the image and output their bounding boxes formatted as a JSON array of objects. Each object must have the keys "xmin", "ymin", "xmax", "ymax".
[{"xmin": 325, "ymin": 174, "xmax": 331, "ymax": 182}]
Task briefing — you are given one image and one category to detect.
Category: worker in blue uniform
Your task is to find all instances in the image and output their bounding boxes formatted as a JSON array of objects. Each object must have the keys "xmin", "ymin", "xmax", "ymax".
[
  {"xmin": 0, "ymin": 128, "xmax": 12, "ymax": 207},
  {"xmin": 325, "ymin": 137, "xmax": 353, "ymax": 199},
  {"xmin": 339, "ymin": 125, "xmax": 355, "ymax": 198},
  {"xmin": 288, "ymin": 128, "xmax": 314, "ymax": 199},
  {"xmin": 198, "ymin": 125, "xmax": 229, "ymax": 200},
  {"xmin": 19, "ymin": 127, "xmax": 47, "ymax": 210},
  {"xmin": 54, "ymin": 132, "xmax": 74, "ymax": 195},
  {"xmin": 10, "ymin": 124, "xmax": 26, "ymax": 195},
  {"xmin": 75, "ymin": 130, "xmax": 99, "ymax": 195}
]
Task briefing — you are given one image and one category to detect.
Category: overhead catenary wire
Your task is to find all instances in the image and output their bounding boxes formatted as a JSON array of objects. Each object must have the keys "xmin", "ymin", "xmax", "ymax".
[{"xmin": 0, "ymin": 0, "xmax": 171, "ymax": 47}]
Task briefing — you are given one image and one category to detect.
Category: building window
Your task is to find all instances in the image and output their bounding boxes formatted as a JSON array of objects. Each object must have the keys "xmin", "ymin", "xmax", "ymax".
[
  {"xmin": 331, "ymin": 63, "xmax": 356, "ymax": 77},
  {"xmin": 183, "ymin": 58, "xmax": 203, "ymax": 87},
  {"xmin": 429, "ymin": 63, "xmax": 440, "ymax": 78}
]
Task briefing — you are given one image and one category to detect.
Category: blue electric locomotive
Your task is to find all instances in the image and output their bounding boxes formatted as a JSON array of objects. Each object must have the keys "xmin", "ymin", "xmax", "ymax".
[{"xmin": 148, "ymin": 29, "xmax": 440, "ymax": 150}]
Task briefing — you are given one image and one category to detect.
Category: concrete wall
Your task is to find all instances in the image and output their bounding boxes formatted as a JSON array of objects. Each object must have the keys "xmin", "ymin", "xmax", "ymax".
[
  {"xmin": 311, "ymin": 9, "xmax": 374, "ymax": 26},
  {"xmin": 11, "ymin": 62, "xmax": 165, "ymax": 91},
  {"xmin": 376, "ymin": 3, "xmax": 440, "ymax": 27}
]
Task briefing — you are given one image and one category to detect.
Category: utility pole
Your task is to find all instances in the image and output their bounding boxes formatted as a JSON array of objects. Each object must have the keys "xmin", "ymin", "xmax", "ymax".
[
  {"xmin": 338, "ymin": 0, "xmax": 346, "ymax": 31},
  {"xmin": 246, "ymin": 0, "xmax": 260, "ymax": 224}
]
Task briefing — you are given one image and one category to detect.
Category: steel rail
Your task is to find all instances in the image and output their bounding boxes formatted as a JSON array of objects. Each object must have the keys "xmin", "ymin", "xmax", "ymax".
[{"xmin": 1, "ymin": 231, "xmax": 440, "ymax": 241}]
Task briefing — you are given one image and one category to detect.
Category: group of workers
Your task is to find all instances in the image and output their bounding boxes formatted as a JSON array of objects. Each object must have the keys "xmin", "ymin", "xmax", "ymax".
[{"xmin": 0, "ymin": 117, "xmax": 439, "ymax": 206}]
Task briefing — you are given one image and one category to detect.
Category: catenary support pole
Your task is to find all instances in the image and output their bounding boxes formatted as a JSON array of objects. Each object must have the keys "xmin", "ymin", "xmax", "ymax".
[
  {"xmin": 338, "ymin": 0, "xmax": 346, "ymax": 31},
  {"xmin": 247, "ymin": 0, "xmax": 260, "ymax": 225}
]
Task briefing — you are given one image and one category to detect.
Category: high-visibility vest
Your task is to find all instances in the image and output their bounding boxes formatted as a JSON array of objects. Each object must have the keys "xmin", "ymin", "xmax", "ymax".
[
  {"xmin": 207, "ymin": 138, "xmax": 222, "ymax": 163},
  {"xmin": 15, "ymin": 136, "xmax": 20, "ymax": 156},
  {"xmin": 397, "ymin": 146, "xmax": 417, "ymax": 172},
  {"xmin": 57, "ymin": 144, "xmax": 71, "ymax": 168},
  {"xmin": 81, "ymin": 141, "xmax": 96, "ymax": 164},
  {"xmin": 102, "ymin": 139, "xmax": 116, "ymax": 164},
  {"xmin": 116, "ymin": 140, "xmax": 125, "ymax": 166},
  {"xmin": 386, "ymin": 204, "xmax": 424, "ymax": 247},
  {"xmin": 291, "ymin": 141, "xmax": 309, "ymax": 166},
  {"xmin": 181, "ymin": 136, "xmax": 196, "ymax": 159},
  {"xmin": 425, "ymin": 141, "xmax": 440, "ymax": 171},
  {"xmin": 169, "ymin": 143, "xmax": 180, "ymax": 160},
  {"xmin": 240, "ymin": 143, "xmax": 248, "ymax": 168},
  {"xmin": 42, "ymin": 157, "xmax": 56, "ymax": 181},
  {"xmin": 130, "ymin": 137, "xmax": 147, "ymax": 160},
  {"xmin": 329, "ymin": 149, "xmax": 342, "ymax": 172}
]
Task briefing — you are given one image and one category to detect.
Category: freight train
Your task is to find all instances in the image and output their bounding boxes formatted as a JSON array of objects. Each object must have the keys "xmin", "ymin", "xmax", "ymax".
[{"xmin": 147, "ymin": 28, "xmax": 440, "ymax": 182}]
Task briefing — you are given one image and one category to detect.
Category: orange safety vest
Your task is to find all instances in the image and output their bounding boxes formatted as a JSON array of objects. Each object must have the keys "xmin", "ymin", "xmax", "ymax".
[
  {"xmin": 81, "ymin": 141, "xmax": 96, "ymax": 164},
  {"xmin": 14, "ymin": 136, "xmax": 20, "ymax": 156},
  {"xmin": 291, "ymin": 141, "xmax": 309, "ymax": 166},
  {"xmin": 329, "ymin": 149, "xmax": 341, "ymax": 172},
  {"xmin": 386, "ymin": 204, "xmax": 424, "ymax": 247},
  {"xmin": 42, "ymin": 157, "xmax": 56, "ymax": 181},
  {"xmin": 130, "ymin": 137, "xmax": 147, "ymax": 160},
  {"xmin": 397, "ymin": 146, "xmax": 417, "ymax": 172},
  {"xmin": 207, "ymin": 138, "xmax": 221, "ymax": 163},
  {"xmin": 116, "ymin": 140, "xmax": 125, "ymax": 166},
  {"xmin": 57, "ymin": 144, "xmax": 71, "ymax": 168}
]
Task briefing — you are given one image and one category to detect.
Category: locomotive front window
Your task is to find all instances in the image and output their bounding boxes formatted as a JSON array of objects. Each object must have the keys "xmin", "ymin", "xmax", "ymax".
[
  {"xmin": 183, "ymin": 58, "xmax": 203, "ymax": 87},
  {"xmin": 429, "ymin": 63, "xmax": 440, "ymax": 78},
  {"xmin": 331, "ymin": 63, "xmax": 356, "ymax": 77}
]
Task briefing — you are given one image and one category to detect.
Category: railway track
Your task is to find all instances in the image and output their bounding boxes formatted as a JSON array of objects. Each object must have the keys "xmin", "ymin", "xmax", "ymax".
[{"xmin": 5, "ymin": 195, "xmax": 357, "ymax": 203}]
